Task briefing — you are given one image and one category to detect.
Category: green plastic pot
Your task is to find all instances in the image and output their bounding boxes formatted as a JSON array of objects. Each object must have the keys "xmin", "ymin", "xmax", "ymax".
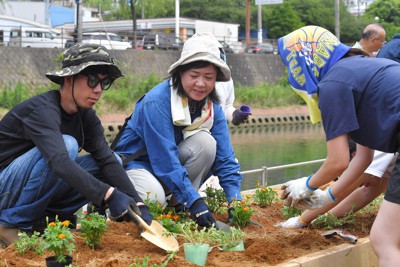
[
  {"xmin": 184, "ymin": 243, "xmax": 210, "ymax": 266},
  {"xmin": 222, "ymin": 240, "xmax": 245, "ymax": 252}
]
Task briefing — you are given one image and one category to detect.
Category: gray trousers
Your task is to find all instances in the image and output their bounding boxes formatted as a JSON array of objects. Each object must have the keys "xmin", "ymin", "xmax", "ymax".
[{"xmin": 126, "ymin": 131, "xmax": 217, "ymax": 205}]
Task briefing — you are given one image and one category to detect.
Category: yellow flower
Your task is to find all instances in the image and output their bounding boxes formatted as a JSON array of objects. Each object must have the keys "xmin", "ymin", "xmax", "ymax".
[
  {"xmin": 61, "ymin": 220, "xmax": 70, "ymax": 227},
  {"xmin": 58, "ymin": 233, "xmax": 66, "ymax": 239}
]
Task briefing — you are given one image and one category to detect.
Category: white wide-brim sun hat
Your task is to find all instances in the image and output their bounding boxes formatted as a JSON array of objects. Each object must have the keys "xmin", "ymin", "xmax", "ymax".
[{"xmin": 167, "ymin": 33, "xmax": 231, "ymax": 82}]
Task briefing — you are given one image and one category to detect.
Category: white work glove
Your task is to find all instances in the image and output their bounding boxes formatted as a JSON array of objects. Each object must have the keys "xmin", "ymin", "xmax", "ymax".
[
  {"xmin": 294, "ymin": 188, "xmax": 336, "ymax": 210},
  {"xmin": 275, "ymin": 216, "xmax": 307, "ymax": 229},
  {"xmin": 280, "ymin": 176, "xmax": 317, "ymax": 207}
]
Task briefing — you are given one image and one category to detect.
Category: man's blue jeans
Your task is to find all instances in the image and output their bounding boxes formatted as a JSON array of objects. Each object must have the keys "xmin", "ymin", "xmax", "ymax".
[{"xmin": 0, "ymin": 135, "xmax": 101, "ymax": 230}]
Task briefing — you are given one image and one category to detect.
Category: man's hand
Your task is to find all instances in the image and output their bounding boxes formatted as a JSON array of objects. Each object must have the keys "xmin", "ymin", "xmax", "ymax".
[
  {"xmin": 294, "ymin": 188, "xmax": 336, "ymax": 210},
  {"xmin": 280, "ymin": 176, "xmax": 317, "ymax": 207},
  {"xmin": 105, "ymin": 188, "xmax": 140, "ymax": 221},
  {"xmin": 275, "ymin": 216, "xmax": 307, "ymax": 229},
  {"xmin": 189, "ymin": 198, "xmax": 216, "ymax": 227}
]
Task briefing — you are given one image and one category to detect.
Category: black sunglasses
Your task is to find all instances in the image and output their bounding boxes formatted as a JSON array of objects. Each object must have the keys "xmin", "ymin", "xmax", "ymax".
[{"xmin": 82, "ymin": 74, "xmax": 113, "ymax": 90}]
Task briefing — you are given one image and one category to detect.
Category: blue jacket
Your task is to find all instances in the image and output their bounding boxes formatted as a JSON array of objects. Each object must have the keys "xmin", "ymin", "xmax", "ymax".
[{"xmin": 114, "ymin": 79, "xmax": 242, "ymax": 207}]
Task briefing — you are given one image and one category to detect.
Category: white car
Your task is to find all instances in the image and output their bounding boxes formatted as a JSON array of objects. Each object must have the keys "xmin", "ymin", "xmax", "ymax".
[
  {"xmin": 9, "ymin": 27, "xmax": 64, "ymax": 48},
  {"xmin": 82, "ymin": 32, "xmax": 132, "ymax": 50}
]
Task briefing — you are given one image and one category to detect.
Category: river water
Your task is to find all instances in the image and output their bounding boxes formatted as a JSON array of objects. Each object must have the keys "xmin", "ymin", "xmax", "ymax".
[{"xmin": 230, "ymin": 123, "xmax": 327, "ymax": 190}]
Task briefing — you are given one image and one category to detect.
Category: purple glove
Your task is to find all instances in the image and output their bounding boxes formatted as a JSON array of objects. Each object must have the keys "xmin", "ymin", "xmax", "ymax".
[
  {"xmin": 232, "ymin": 105, "xmax": 252, "ymax": 126},
  {"xmin": 189, "ymin": 198, "xmax": 216, "ymax": 227}
]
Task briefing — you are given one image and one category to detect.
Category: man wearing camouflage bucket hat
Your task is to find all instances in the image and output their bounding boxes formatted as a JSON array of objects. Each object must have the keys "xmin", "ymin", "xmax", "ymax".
[
  {"xmin": 113, "ymin": 33, "xmax": 243, "ymax": 228},
  {"xmin": 0, "ymin": 43, "xmax": 152, "ymax": 247}
]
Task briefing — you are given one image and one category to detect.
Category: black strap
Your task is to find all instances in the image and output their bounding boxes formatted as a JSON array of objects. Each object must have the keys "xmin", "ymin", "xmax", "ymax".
[
  {"xmin": 110, "ymin": 113, "xmax": 146, "ymax": 167},
  {"xmin": 110, "ymin": 114, "xmax": 131, "ymax": 150}
]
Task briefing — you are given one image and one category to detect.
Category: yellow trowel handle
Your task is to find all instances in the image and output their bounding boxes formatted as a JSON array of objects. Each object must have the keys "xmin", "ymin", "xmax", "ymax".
[{"xmin": 127, "ymin": 206, "xmax": 157, "ymax": 235}]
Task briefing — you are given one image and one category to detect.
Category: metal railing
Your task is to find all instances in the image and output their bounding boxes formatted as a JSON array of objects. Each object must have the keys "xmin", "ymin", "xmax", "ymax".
[{"xmin": 241, "ymin": 158, "xmax": 326, "ymax": 189}]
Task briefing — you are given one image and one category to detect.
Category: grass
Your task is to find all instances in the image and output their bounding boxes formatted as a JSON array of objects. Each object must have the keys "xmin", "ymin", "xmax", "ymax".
[{"xmin": 0, "ymin": 74, "xmax": 303, "ymax": 116}]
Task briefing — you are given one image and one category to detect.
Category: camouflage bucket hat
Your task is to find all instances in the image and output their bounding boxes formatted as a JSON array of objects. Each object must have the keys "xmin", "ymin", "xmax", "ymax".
[{"xmin": 46, "ymin": 43, "xmax": 123, "ymax": 85}]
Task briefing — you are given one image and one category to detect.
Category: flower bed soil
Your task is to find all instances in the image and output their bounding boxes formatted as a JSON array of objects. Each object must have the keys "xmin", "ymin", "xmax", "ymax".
[{"xmin": 0, "ymin": 201, "xmax": 376, "ymax": 267}]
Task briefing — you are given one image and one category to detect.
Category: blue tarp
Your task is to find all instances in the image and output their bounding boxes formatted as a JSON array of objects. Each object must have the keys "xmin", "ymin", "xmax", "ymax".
[
  {"xmin": 238, "ymin": 29, "xmax": 268, "ymax": 40},
  {"xmin": 50, "ymin": 5, "xmax": 75, "ymax": 27}
]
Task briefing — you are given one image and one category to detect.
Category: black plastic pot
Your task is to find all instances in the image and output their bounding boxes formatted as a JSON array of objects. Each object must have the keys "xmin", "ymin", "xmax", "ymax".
[{"xmin": 45, "ymin": 255, "xmax": 73, "ymax": 267}]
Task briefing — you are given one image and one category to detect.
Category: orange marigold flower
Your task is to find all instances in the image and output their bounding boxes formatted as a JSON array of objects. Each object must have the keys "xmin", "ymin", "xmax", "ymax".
[
  {"xmin": 243, "ymin": 207, "xmax": 249, "ymax": 212},
  {"xmin": 58, "ymin": 233, "xmax": 66, "ymax": 239},
  {"xmin": 172, "ymin": 215, "xmax": 179, "ymax": 221},
  {"xmin": 156, "ymin": 216, "xmax": 162, "ymax": 220},
  {"xmin": 61, "ymin": 220, "xmax": 70, "ymax": 227},
  {"xmin": 166, "ymin": 214, "xmax": 172, "ymax": 219},
  {"xmin": 260, "ymin": 188, "xmax": 266, "ymax": 193},
  {"xmin": 86, "ymin": 218, "xmax": 91, "ymax": 221},
  {"xmin": 48, "ymin": 222, "xmax": 56, "ymax": 227}
]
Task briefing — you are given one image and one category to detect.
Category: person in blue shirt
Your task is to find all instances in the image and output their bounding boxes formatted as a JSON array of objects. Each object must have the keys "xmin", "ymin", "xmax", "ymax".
[
  {"xmin": 114, "ymin": 33, "xmax": 243, "ymax": 228},
  {"xmin": 277, "ymin": 26, "xmax": 400, "ymax": 266}
]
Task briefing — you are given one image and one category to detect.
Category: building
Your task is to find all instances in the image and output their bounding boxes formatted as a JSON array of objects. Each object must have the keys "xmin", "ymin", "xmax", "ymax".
[
  {"xmin": 343, "ymin": 0, "xmax": 378, "ymax": 16},
  {"xmin": 0, "ymin": 1, "xmax": 239, "ymax": 48}
]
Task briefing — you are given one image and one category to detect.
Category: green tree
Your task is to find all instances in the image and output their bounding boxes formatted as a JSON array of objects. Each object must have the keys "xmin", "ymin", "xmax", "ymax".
[
  {"xmin": 365, "ymin": 0, "xmax": 400, "ymax": 25},
  {"xmin": 264, "ymin": 3, "xmax": 304, "ymax": 39},
  {"xmin": 362, "ymin": 0, "xmax": 400, "ymax": 41}
]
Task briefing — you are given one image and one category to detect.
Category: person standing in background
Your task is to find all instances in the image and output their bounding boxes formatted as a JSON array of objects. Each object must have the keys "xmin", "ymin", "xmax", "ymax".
[{"xmin": 353, "ymin": 23, "xmax": 386, "ymax": 56}]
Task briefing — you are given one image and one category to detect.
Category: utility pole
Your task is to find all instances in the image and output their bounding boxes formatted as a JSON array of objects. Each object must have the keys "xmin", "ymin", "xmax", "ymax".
[
  {"xmin": 75, "ymin": 0, "xmax": 82, "ymax": 44},
  {"xmin": 257, "ymin": 3, "xmax": 262, "ymax": 44},
  {"xmin": 175, "ymin": 0, "xmax": 180, "ymax": 44},
  {"xmin": 130, "ymin": 0, "xmax": 137, "ymax": 48},
  {"xmin": 335, "ymin": 0, "xmax": 340, "ymax": 39},
  {"xmin": 246, "ymin": 0, "xmax": 250, "ymax": 46}
]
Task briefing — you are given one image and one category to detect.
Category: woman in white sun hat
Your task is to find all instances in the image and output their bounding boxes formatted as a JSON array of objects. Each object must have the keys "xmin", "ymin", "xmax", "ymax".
[{"xmin": 113, "ymin": 33, "xmax": 243, "ymax": 227}]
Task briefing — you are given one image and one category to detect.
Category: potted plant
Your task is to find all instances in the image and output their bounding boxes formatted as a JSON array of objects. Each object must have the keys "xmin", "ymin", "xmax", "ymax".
[
  {"xmin": 176, "ymin": 221, "xmax": 217, "ymax": 266},
  {"xmin": 36, "ymin": 217, "xmax": 75, "ymax": 267},
  {"xmin": 217, "ymin": 226, "xmax": 246, "ymax": 252},
  {"xmin": 229, "ymin": 200, "xmax": 256, "ymax": 227},
  {"xmin": 79, "ymin": 211, "xmax": 108, "ymax": 249}
]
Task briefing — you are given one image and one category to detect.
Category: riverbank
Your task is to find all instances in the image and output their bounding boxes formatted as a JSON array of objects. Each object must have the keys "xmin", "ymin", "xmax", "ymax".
[{"xmin": 100, "ymin": 105, "xmax": 310, "ymax": 124}]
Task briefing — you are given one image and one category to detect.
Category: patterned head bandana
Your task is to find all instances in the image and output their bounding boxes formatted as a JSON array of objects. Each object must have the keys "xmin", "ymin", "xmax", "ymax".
[
  {"xmin": 46, "ymin": 43, "xmax": 123, "ymax": 85},
  {"xmin": 278, "ymin": 26, "xmax": 350, "ymax": 123}
]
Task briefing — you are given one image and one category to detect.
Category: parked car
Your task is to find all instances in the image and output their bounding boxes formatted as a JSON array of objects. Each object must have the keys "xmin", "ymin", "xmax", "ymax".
[
  {"xmin": 244, "ymin": 43, "xmax": 274, "ymax": 54},
  {"xmin": 133, "ymin": 40, "xmax": 143, "ymax": 50},
  {"xmin": 8, "ymin": 27, "xmax": 64, "ymax": 48},
  {"xmin": 65, "ymin": 39, "xmax": 75, "ymax": 48},
  {"xmin": 81, "ymin": 32, "xmax": 132, "ymax": 50},
  {"xmin": 142, "ymin": 34, "xmax": 183, "ymax": 50}
]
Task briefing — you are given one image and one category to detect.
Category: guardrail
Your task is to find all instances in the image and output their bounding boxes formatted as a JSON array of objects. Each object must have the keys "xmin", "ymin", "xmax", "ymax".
[{"xmin": 241, "ymin": 158, "xmax": 326, "ymax": 188}]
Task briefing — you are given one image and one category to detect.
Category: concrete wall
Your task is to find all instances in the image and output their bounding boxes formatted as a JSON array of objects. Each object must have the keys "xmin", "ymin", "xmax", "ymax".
[{"xmin": 0, "ymin": 46, "xmax": 286, "ymax": 88}]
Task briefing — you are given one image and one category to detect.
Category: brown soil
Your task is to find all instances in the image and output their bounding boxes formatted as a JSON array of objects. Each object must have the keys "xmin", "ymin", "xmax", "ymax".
[{"xmin": 0, "ymin": 200, "xmax": 376, "ymax": 267}]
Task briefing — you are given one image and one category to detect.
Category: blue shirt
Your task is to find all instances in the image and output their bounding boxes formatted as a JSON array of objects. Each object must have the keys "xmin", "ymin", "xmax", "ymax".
[
  {"xmin": 318, "ymin": 56, "xmax": 400, "ymax": 153},
  {"xmin": 114, "ymin": 79, "xmax": 242, "ymax": 207}
]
